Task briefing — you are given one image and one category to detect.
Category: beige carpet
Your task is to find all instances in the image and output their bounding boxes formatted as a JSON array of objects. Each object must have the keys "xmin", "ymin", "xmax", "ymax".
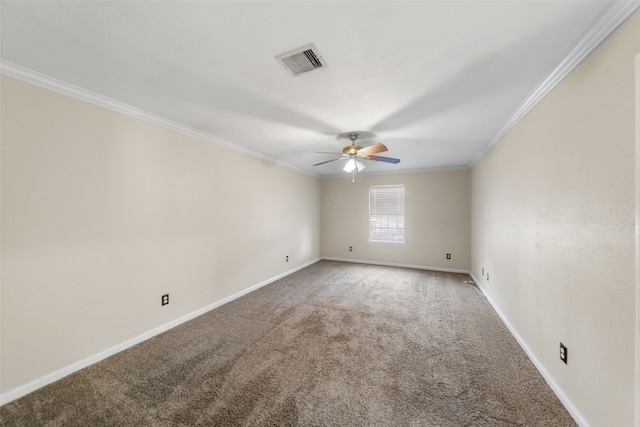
[{"xmin": 0, "ymin": 260, "xmax": 575, "ymax": 426}]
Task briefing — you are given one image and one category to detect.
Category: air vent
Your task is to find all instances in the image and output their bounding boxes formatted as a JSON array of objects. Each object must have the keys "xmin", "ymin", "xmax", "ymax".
[{"xmin": 276, "ymin": 43, "xmax": 327, "ymax": 77}]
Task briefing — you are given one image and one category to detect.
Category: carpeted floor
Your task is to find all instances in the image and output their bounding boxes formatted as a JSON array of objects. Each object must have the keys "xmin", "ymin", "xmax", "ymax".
[{"xmin": 0, "ymin": 260, "xmax": 576, "ymax": 426}]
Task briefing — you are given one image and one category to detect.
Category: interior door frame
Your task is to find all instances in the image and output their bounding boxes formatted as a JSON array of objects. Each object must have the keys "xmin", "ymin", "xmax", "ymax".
[{"xmin": 636, "ymin": 52, "xmax": 640, "ymax": 427}]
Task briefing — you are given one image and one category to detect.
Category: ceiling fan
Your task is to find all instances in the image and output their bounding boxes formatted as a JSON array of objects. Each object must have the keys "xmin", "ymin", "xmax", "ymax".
[{"xmin": 313, "ymin": 132, "xmax": 400, "ymax": 181}]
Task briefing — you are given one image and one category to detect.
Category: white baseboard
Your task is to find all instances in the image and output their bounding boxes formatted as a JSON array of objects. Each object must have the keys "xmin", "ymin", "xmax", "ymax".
[
  {"xmin": 322, "ymin": 256, "xmax": 470, "ymax": 275},
  {"xmin": 0, "ymin": 258, "xmax": 321, "ymax": 406},
  {"xmin": 468, "ymin": 273, "xmax": 588, "ymax": 427},
  {"xmin": 1, "ymin": 258, "xmax": 587, "ymax": 425}
]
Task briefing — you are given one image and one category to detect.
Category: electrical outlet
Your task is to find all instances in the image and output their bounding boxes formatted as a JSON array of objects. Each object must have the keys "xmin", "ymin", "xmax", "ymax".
[
  {"xmin": 446, "ymin": 253, "xmax": 451, "ymax": 260},
  {"xmin": 560, "ymin": 343, "xmax": 568, "ymax": 364},
  {"xmin": 161, "ymin": 294, "xmax": 169, "ymax": 306},
  {"xmin": 286, "ymin": 255, "xmax": 289, "ymax": 262},
  {"xmin": 486, "ymin": 273, "xmax": 490, "ymax": 281},
  {"xmin": 349, "ymin": 246, "xmax": 353, "ymax": 252}
]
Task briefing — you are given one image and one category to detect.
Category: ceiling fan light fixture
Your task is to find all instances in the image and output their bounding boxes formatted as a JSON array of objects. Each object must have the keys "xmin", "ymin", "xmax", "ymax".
[
  {"xmin": 343, "ymin": 157, "xmax": 357, "ymax": 172},
  {"xmin": 356, "ymin": 158, "xmax": 366, "ymax": 172}
]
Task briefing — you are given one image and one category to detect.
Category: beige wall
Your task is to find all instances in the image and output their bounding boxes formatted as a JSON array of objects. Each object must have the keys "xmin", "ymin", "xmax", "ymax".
[
  {"xmin": 0, "ymin": 76, "xmax": 321, "ymax": 394},
  {"xmin": 3, "ymin": 11, "xmax": 639, "ymax": 423},
  {"xmin": 471, "ymin": 10, "xmax": 639, "ymax": 427},
  {"xmin": 321, "ymin": 170, "xmax": 470, "ymax": 272}
]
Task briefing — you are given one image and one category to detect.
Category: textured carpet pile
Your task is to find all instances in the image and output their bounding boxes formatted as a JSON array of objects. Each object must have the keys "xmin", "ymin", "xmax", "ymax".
[{"xmin": 0, "ymin": 261, "xmax": 575, "ymax": 426}]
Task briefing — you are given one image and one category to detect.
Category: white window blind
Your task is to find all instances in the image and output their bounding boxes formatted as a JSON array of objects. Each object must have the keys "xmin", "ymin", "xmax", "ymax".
[{"xmin": 369, "ymin": 185, "xmax": 405, "ymax": 243}]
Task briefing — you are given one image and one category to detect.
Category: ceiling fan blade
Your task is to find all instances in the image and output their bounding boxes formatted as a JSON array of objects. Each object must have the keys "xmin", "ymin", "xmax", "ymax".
[
  {"xmin": 366, "ymin": 155, "xmax": 401, "ymax": 164},
  {"xmin": 313, "ymin": 157, "xmax": 346, "ymax": 166},
  {"xmin": 357, "ymin": 143, "xmax": 388, "ymax": 157},
  {"xmin": 314, "ymin": 151, "xmax": 343, "ymax": 155}
]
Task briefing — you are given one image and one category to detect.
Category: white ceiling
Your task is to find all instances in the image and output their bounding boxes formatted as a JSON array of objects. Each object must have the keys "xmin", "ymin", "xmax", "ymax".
[{"xmin": 1, "ymin": 1, "xmax": 637, "ymax": 177}]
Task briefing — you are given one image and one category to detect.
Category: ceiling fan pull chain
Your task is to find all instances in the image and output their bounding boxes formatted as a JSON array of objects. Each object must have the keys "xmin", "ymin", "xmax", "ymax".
[{"xmin": 352, "ymin": 169, "xmax": 355, "ymax": 182}]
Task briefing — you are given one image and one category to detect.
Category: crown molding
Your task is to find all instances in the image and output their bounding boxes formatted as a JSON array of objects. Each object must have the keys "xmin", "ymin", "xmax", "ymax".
[
  {"xmin": 0, "ymin": 61, "xmax": 321, "ymax": 179},
  {"xmin": 320, "ymin": 164, "xmax": 469, "ymax": 180},
  {"xmin": 468, "ymin": 0, "xmax": 640, "ymax": 167}
]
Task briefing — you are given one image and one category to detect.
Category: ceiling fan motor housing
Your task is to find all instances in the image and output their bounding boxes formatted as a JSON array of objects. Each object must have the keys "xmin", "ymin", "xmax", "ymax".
[{"xmin": 343, "ymin": 145, "xmax": 362, "ymax": 155}]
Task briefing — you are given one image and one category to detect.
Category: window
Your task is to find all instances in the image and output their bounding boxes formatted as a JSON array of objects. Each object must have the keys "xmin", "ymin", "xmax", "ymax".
[{"xmin": 369, "ymin": 185, "xmax": 405, "ymax": 243}]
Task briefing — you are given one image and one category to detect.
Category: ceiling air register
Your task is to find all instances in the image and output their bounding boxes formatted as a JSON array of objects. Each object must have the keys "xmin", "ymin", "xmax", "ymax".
[{"xmin": 276, "ymin": 43, "xmax": 327, "ymax": 76}]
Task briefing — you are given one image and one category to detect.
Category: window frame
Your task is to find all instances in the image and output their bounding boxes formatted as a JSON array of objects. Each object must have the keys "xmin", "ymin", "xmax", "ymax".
[{"xmin": 368, "ymin": 184, "xmax": 405, "ymax": 243}]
